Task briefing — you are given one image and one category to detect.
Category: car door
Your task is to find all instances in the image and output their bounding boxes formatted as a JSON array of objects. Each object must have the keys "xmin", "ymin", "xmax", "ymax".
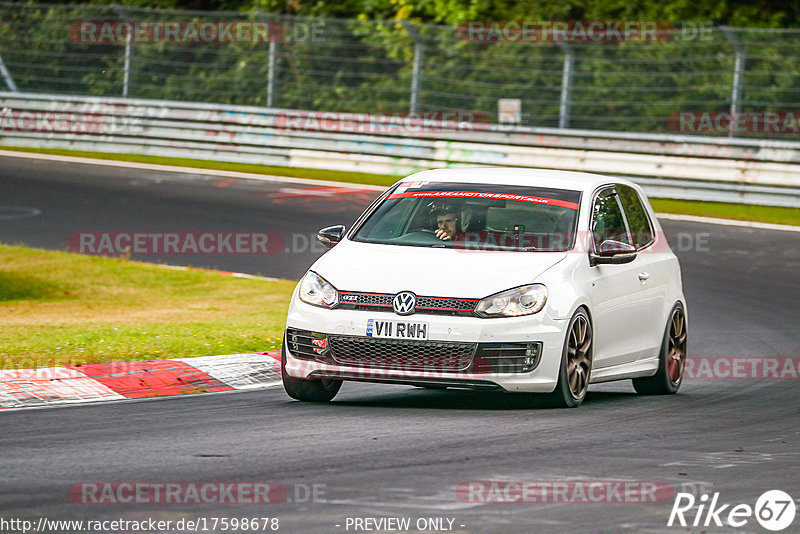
[
  {"xmin": 616, "ymin": 185, "xmax": 669, "ymax": 358},
  {"xmin": 588, "ymin": 186, "xmax": 653, "ymax": 368}
]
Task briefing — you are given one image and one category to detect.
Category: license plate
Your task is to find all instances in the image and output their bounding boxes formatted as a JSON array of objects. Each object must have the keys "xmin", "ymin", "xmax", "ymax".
[{"xmin": 366, "ymin": 319, "xmax": 429, "ymax": 340}]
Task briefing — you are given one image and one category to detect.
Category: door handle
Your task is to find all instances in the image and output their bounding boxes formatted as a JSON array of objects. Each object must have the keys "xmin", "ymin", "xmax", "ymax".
[{"xmin": 638, "ymin": 272, "xmax": 651, "ymax": 281}]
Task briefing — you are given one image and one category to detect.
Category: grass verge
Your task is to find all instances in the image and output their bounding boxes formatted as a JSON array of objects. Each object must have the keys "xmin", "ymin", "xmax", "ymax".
[
  {"xmin": 2, "ymin": 145, "xmax": 799, "ymax": 226},
  {"xmin": 0, "ymin": 145, "xmax": 398, "ymax": 187},
  {"xmin": 650, "ymin": 198, "xmax": 800, "ymax": 226},
  {"xmin": 0, "ymin": 244, "xmax": 294, "ymax": 369}
]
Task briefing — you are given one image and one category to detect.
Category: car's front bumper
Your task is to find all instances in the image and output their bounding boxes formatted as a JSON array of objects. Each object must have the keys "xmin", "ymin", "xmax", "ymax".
[{"xmin": 284, "ymin": 299, "xmax": 568, "ymax": 393}]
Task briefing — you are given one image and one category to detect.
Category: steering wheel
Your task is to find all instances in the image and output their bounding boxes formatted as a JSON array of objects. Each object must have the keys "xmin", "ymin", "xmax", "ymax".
[{"xmin": 391, "ymin": 229, "xmax": 445, "ymax": 244}]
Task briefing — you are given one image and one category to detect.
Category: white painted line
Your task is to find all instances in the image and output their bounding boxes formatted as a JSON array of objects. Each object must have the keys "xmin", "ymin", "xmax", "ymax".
[
  {"xmin": 0, "ymin": 206, "xmax": 41, "ymax": 220},
  {"xmin": 157, "ymin": 264, "xmax": 282, "ymax": 281},
  {"xmin": 0, "ymin": 149, "xmax": 389, "ymax": 191},
  {"xmin": 656, "ymin": 213, "xmax": 800, "ymax": 233},
  {"xmin": 229, "ymin": 272, "xmax": 282, "ymax": 281}
]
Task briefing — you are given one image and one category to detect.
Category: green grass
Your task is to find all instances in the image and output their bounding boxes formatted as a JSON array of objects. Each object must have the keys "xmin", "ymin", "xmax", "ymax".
[
  {"xmin": 0, "ymin": 145, "xmax": 399, "ymax": 188},
  {"xmin": 650, "ymin": 198, "xmax": 800, "ymax": 226},
  {"xmin": 3, "ymin": 145, "xmax": 799, "ymax": 226},
  {"xmin": 0, "ymin": 244, "xmax": 295, "ymax": 369}
]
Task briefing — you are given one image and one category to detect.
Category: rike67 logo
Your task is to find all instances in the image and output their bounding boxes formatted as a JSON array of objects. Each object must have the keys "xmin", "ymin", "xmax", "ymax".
[{"xmin": 668, "ymin": 490, "xmax": 796, "ymax": 531}]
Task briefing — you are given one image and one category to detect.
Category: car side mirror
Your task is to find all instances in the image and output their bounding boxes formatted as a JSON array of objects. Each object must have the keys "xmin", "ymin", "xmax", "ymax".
[
  {"xmin": 590, "ymin": 239, "xmax": 637, "ymax": 266},
  {"xmin": 317, "ymin": 225, "xmax": 346, "ymax": 249}
]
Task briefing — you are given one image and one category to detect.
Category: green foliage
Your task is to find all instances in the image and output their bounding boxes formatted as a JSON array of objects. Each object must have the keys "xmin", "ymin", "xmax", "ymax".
[
  {"xmin": 19, "ymin": 0, "xmax": 799, "ymax": 26},
  {"xmin": 246, "ymin": 0, "xmax": 800, "ymax": 27},
  {"xmin": 1, "ymin": 2, "xmax": 798, "ymax": 136}
]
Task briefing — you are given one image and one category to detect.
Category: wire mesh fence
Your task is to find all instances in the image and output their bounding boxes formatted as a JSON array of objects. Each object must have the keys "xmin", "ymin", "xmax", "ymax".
[{"xmin": 1, "ymin": 2, "xmax": 799, "ymax": 138}]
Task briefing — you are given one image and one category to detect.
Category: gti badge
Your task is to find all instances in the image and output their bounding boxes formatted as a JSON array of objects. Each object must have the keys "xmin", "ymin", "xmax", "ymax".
[{"xmin": 393, "ymin": 291, "xmax": 416, "ymax": 316}]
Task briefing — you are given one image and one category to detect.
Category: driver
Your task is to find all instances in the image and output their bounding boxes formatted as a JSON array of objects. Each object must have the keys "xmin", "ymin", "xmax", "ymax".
[{"xmin": 434, "ymin": 207, "xmax": 465, "ymax": 241}]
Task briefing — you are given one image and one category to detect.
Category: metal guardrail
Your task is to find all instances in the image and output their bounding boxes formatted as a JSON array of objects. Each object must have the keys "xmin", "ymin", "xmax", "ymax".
[{"xmin": 1, "ymin": 92, "xmax": 799, "ymax": 207}]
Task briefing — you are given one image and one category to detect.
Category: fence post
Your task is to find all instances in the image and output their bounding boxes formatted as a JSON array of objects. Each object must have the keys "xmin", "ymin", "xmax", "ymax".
[
  {"xmin": 259, "ymin": 12, "xmax": 279, "ymax": 108},
  {"xmin": 266, "ymin": 40, "xmax": 278, "ymax": 107},
  {"xmin": 722, "ymin": 27, "xmax": 746, "ymax": 138},
  {"xmin": 112, "ymin": 4, "xmax": 133, "ymax": 98},
  {"xmin": 557, "ymin": 42, "xmax": 575, "ymax": 129},
  {"xmin": 401, "ymin": 21, "xmax": 424, "ymax": 114},
  {"xmin": 0, "ymin": 51, "xmax": 18, "ymax": 92},
  {"xmin": 122, "ymin": 31, "xmax": 133, "ymax": 98}
]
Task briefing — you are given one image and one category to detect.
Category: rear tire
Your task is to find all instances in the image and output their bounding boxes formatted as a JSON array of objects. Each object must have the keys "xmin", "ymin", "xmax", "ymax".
[
  {"xmin": 281, "ymin": 339, "xmax": 342, "ymax": 402},
  {"xmin": 633, "ymin": 303, "xmax": 687, "ymax": 395},
  {"xmin": 544, "ymin": 309, "xmax": 593, "ymax": 408}
]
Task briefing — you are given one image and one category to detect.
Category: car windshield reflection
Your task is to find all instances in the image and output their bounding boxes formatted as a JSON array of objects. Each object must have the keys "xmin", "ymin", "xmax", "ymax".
[{"xmin": 351, "ymin": 181, "xmax": 582, "ymax": 252}]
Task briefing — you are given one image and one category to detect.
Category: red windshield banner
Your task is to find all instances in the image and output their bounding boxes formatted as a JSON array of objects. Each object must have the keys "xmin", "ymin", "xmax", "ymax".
[{"xmin": 386, "ymin": 190, "xmax": 580, "ymax": 210}]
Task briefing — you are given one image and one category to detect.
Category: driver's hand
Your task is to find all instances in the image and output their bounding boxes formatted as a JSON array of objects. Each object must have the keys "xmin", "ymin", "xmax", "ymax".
[{"xmin": 435, "ymin": 229, "xmax": 452, "ymax": 240}]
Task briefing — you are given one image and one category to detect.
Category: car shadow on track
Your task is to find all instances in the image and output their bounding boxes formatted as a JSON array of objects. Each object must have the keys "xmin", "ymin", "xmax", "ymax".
[{"xmin": 327, "ymin": 387, "xmax": 639, "ymax": 410}]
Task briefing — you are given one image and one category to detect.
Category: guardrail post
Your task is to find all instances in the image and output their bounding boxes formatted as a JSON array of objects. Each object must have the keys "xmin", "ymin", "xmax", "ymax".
[
  {"xmin": 557, "ymin": 42, "xmax": 575, "ymax": 129},
  {"xmin": 722, "ymin": 27, "xmax": 746, "ymax": 138},
  {"xmin": 0, "ymin": 51, "xmax": 18, "ymax": 92},
  {"xmin": 401, "ymin": 21, "xmax": 424, "ymax": 114}
]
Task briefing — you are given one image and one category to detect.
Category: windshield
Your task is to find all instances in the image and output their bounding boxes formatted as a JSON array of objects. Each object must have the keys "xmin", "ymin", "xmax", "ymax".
[{"xmin": 352, "ymin": 181, "xmax": 581, "ymax": 251}]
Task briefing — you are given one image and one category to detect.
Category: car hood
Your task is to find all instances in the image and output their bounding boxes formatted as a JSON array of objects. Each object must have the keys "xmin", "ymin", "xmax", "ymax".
[{"xmin": 311, "ymin": 240, "xmax": 567, "ymax": 298}]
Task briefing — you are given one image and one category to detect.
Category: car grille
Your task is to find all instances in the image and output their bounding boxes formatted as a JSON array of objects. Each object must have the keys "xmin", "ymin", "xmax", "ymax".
[
  {"xmin": 337, "ymin": 291, "xmax": 478, "ymax": 316},
  {"xmin": 286, "ymin": 330, "xmax": 542, "ymax": 374},
  {"xmin": 328, "ymin": 336, "xmax": 476, "ymax": 372}
]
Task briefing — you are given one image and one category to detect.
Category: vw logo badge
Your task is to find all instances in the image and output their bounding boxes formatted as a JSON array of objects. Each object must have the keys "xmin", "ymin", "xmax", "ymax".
[{"xmin": 393, "ymin": 291, "xmax": 416, "ymax": 316}]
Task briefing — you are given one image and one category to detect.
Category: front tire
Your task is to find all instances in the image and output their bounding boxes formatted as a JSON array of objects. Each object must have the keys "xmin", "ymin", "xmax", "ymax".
[
  {"xmin": 281, "ymin": 340, "xmax": 342, "ymax": 402},
  {"xmin": 544, "ymin": 308, "xmax": 593, "ymax": 408},
  {"xmin": 633, "ymin": 303, "xmax": 687, "ymax": 395}
]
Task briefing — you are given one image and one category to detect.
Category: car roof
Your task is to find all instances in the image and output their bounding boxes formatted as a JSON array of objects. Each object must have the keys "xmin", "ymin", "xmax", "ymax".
[{"xmin": 398, "ymin": 167, "xmax": 636, "ymax": 193}]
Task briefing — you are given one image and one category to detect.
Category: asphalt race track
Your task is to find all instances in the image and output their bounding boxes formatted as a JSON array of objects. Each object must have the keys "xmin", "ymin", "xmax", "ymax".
[
  {"xmin": 0, "ymin": 156, "xmax": 383, "ymax": 279},
  {"xmin": 2, "ymin": 155, "xmax": 799, "ymax": 533}
]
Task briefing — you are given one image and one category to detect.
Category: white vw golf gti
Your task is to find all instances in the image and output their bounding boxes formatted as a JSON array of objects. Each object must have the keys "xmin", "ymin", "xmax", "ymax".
[{"xmin": 282, "ymin": 168, "xmax": 687, "ymax": 407}]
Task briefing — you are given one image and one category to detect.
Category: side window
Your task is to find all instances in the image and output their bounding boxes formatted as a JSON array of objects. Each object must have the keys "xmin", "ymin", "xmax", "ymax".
[
  {"xmin": 592, "ymin": 188, "xmax": 631, "ymax": 248},
  {"xmin": 617, "ymin": 185, "xmax": 654, "ymax": 249}
]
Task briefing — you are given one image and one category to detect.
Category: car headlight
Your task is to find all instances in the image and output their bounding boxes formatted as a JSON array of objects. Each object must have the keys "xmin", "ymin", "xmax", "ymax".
[
  {"xmin": 475, "ymin": 284, "xmax": 547, "ymax": 318},
  {"xmin": 299, "ymin": 271, "xmax": 338, "ymax": 308}
]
